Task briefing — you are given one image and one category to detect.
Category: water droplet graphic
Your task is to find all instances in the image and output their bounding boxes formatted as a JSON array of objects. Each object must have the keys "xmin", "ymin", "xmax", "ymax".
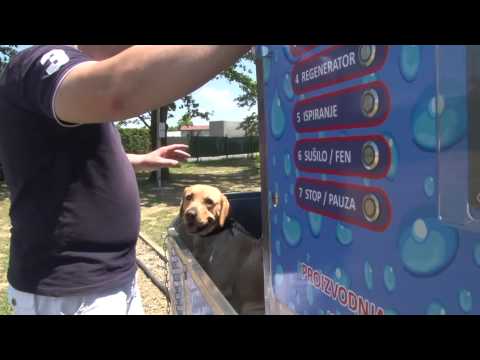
[
  {"xmin": 384, "ymin": 309, "xmax": 398, "ymax": 315},
  {"xmin": 275, "ymin": 240, "xmax": 281, "ymax": 256},
  {"xmin": 399, "ymin": 218, "xmax": 459, "ymax": 276},
  {"xmin": 274, "ymin": 264, "xmax": 284, "ymax": 287},
  {"xmin": 262, "ymin": 56, "xmax": 271, "ymax": 84},
  {"xmin": 428, "ymin": 95, "xmax": 445, "ymax": 118},
  {"xmin": 271, "ymin": 93, "xmax": 286, "ymax": 139},
  {"xmin": 459, "ymin": 289, "xmax": 473, "ymax": 313},
  {"xmin": 384, "ymin": 134, "xmax": 398, "ymax": 180},
  {"xmin": 260, "ymin": 46, "xmax": 269, "ymax": 58},
  {"xmin": 364, "ymin": 261, "xmax": 374, "ymax": 291},
  {"xmin": 400, "ymin": 45, "xmax": 421, "ymax": 82},
  {"xmin": 307, "ymin": 284, "xmax": 314, "ymax": 306},
  {"xmin": 413, "ymin": 87, "xmax": 466, "ymax": 151},
  {"xmin": 424, "ymin": 176, "xmax": 435, "ymax": 198},
  {"xmin": 282, "ymin": 212, "xmax": 302, "ymax": 247},
  {"xmin": 283, "ymin": 73, "xmax": 294, "ymax": 100},
  {"xmin": 362, "ymin": 73, "xmax": 377, "ymax": 84},
  {"xmin": 474, "ymin": 242, "xmax": 480, "ymax": 267},
  {"xmin": 413, "ymin": 110, "xmax": 436, "ymax": 151},
  {"xmin": 333, "ymin": 267, "xmax": 351, "ymax": 288},
  {"xmin": 427, "ymin": 302, "xmax": 447, "ymax": 315},
  {"xmin": 273, "ymin": 49, "xmax": 279, "ymax": 64},
  {"xmin": 308, "ymin": 212, "xmax": 323, "ymax": 237},
  {"xmin": 336, "ymin": 222, "xmax": 353, "ymax": 246},
  {"xmin": 384, "ymin": 266, "xmax": 396, "ymax": 292},
  {"xmin": 412, "ymin": 218, "xmax": 428, "ymax": 242},
  {"xmin": 284, "ymin": 153, "xmax": 292, "ymax": 176},
  {"xmin": 282, "ymin": 45, "xmax": 296, "ymax": 63}
]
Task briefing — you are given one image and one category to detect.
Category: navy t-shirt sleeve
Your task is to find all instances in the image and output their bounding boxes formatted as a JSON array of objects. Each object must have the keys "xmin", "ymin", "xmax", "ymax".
[{"xmin": 20, "ymin": 45, "xmax": 93, "ymax": 126}]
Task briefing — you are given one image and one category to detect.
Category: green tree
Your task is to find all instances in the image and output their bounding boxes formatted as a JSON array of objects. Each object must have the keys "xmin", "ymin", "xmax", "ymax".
[
  {"xmin": 177, "ymin": 114, "xmax": 193, "ymax": 128},
  {"xmin": 217, "ymin": 50, "xmax": 258, "ymax": 135},
  {"xmin": 116, "ymin": 49, "xmax": 259, "ymax": 184},
  {"xmin": 118, "ymin": 49, "xmax": 258, "ymax": 135},
  {"xmin": 0, "ymin": 45, "xmax": 18, "ymax": 73},
  {"xmin": 117, "ymin": 94, "xmax": 211, "ymax": 135}
]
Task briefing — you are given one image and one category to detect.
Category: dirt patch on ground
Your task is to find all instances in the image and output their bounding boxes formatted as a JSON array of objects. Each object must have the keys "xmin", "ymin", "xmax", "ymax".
[{"xmin": 135, "ymin": 239, "xmax": 170, "ymax": 315}]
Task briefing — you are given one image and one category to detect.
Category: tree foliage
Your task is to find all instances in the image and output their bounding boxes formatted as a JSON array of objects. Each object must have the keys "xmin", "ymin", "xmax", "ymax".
[
  {"xmin": 0, "ymin": 45, "xmax": 18, "ymax": 73},
  {"xmin": 218, "ymin": 51, "xmax": 258, "ymax": 135},
  {"xmin": 118, "ymin": 49, "xmax": 259, "ymax": 136}
]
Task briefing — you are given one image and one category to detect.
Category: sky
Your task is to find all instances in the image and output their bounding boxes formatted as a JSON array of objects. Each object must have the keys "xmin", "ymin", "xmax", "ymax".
[{"xmin": 15, "ymin": 45, "xmax": 257, "ymax": 127}]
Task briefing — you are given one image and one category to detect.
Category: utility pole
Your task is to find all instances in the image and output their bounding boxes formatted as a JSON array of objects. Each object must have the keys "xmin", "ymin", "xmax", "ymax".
[{"xmin": 150, "ymin": 107, "xmax": 169, "ymax": 188}]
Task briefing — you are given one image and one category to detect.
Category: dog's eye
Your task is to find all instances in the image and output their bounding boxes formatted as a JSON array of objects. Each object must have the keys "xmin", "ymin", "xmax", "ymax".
[
  {"xmin": 185, "ymin": 194, "xmax": 193, "ymax": 201},
  {"xmin": 204, "ymin": 198, "xmax": 214, "ymax": 206}
]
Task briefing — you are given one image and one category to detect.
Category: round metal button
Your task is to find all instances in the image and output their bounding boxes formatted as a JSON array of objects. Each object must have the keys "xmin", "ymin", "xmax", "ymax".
[
  {"xmin": 362, "ymin": 194, "xmax": 381, "ymax": 223},
  {"xmin": 358, "ymin": 45, "xmax": 376, "ymax": 67},
  {"xmin": 361, "ymin": 89, "xmax": 379, "ymax": 118},
  {"xmin": 362, "ymin": 141, "xmax": 380, "ymax": 171}
]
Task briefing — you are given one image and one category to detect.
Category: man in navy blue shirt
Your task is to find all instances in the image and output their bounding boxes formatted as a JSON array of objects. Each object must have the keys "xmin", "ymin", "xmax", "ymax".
[{"xmin": 0, "ymin": 45, "xmax": 250, "ymax": 314}]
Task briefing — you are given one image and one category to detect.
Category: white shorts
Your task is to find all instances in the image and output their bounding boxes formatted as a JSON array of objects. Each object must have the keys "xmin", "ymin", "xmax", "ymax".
[{"xmin": 7, "ymin": 273, "xmax": 145, "ymax": 315}]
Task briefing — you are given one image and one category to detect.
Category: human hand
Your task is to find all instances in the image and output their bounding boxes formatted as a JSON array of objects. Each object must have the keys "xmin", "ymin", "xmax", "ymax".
[{"xmin": 139, "ymin": 144, "xmax": 190, "ymax": 171}]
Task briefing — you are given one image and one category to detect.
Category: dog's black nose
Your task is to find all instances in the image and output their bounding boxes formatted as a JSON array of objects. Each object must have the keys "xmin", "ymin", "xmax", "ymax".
[{"xmin": 185, "ymin": 208, "xmax": 197, "ymax": 221}]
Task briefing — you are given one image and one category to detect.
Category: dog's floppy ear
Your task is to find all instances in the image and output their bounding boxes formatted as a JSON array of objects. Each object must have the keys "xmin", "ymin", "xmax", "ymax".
[
  {"xmin": 179, "ymin": 187, "xmax": 190, "ymax": 217},
  {"xmin": 218, "ymin": 194, "xmax": 231, "ymax": 227}
]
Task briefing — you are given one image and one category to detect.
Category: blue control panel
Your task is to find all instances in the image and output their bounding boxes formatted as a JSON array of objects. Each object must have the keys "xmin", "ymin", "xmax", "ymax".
[{"xmin": 259, "ymin": 45, "xmax": 480, "ymax": 315}]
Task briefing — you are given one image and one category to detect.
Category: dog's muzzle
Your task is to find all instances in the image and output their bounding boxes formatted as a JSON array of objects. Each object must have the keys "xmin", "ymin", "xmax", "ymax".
[{"xmin": 183, "ymin": 208, "xmax": 215, "ymax": 235}]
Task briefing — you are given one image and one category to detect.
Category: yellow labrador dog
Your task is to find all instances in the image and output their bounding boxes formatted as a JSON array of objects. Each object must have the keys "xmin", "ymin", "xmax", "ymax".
[{"xmin": 178, "ymin": 184, "xmax": 264, "ymax": 315}]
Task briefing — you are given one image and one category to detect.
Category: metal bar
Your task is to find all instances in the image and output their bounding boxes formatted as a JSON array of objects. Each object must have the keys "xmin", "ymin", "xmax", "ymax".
[
  {"xmin": 255, "ymin": 49, "xmax": 275, "ymax": 315},
  {"xmin": 136, "ymin": 258, "xmax": 171, "ymax": 302},
  {"xmin": 138, "ymin": 232, "xmax": 168, "ymax": 264},
  {"xmin": 167, "ymin": 234, "xmax": 237, "ymax": 315}
]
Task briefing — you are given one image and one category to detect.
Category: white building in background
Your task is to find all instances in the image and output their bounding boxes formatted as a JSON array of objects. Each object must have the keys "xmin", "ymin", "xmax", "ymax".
[
  {"xmin": 167, "ymin": 130, "xmax": 182, "ymax": 137},
  {"xmin": 209, "ymin": 121, "xmax": 246, "ymax": 137},
  {"xmin": 180, "ymin": 125, "xmax": 210, "ymax": 137},
  {"xmin": 176, "ymin": 121, "xmax": 246, "ymax": 138}
]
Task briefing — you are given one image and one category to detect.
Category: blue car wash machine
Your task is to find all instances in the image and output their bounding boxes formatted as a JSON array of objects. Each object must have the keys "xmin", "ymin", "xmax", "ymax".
[{"xmin": 166, "ymin": 45, "xmax": 480, "ymax": 315}]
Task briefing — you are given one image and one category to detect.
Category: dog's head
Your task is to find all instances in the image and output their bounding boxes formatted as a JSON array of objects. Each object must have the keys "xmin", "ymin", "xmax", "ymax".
[{"xmin": 179, "ymin": 184, "xmax": 231, "ymax": 236}]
